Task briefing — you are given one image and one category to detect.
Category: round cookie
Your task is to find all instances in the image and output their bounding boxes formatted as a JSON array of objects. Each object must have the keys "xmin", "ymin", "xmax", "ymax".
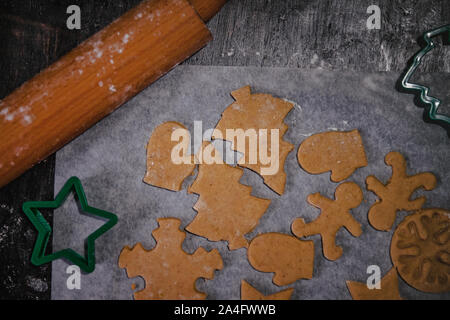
[{"xmin": 390, "ymin": 208, "xmax": 450, "ymax": 293}]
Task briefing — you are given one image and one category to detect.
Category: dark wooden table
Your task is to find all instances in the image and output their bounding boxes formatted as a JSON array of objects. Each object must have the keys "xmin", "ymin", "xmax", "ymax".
[{"xmin": 0, "ymin": 0, "xmax": 449, "ymax": 300}]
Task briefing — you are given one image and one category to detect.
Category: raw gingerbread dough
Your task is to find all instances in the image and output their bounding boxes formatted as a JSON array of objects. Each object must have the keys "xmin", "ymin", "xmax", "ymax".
[
  {"xmin": 143, "ymin": 121, "xmax": 195, "ymax": 191},
  {"xmin": 366, "ymin": 151, "xmax": 437, "ymax": 231},
  {"xmin": 390, "ymin": 208, "xmax": 449, "ymax": 293},
  {"xmin": 241, "ymin": 280, "xmax": 294, "ymax": 300},
  {"xmin": 213, "ymin": 86, "xmax": 294, "ymax": 195},
  {"xmin": 186, "ymin": 142, "xmax": 271, "ymax": 250},
  {"xmin": 118, "ymin": 218, "xmax": 223, "ymax": 300},
  {"xmin": 247, "ymin": 233, "xmax": 314, "ymax": 286},
  {"xmin": 346, "ymin": 268, "xmax": 403, "ymax": 300},
  {"xmin": 291, "ymin": 182, "xmax": 363, "ymax": 261},
  {"xmin": 297, "ymin": 129, "xmax": 367, "ymax": 182}
]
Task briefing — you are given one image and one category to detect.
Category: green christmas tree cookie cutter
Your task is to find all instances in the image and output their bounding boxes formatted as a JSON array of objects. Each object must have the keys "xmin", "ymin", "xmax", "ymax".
[
  {"xmin": 23, "ymin": 176, "xmax": 118, "ymax": 273},
  {"xmin": 401, "ymin": 24, "xmax": 450, "ymax": 125}
]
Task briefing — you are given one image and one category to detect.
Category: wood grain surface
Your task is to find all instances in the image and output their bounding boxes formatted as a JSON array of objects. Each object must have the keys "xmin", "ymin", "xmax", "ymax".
[{"xmin": 0, "ymin": 0, "xmax": 449, "ymax": 299}]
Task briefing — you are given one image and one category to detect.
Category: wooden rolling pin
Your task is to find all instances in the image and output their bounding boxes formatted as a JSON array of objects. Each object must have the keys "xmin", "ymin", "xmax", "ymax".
[{"xmin": 0, "ymin": 0, "xmax": 226, "ymax": 188}]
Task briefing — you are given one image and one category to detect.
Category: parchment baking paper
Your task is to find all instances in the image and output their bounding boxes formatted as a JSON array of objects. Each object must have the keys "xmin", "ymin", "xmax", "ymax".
[{"xmin": 52, "ymin": 66, "xmax": 449, "ymax": 300}]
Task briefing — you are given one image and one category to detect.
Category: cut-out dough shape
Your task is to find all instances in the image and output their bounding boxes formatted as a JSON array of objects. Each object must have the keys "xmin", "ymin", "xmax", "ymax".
[
  {"xmin": 143, "ymin": 121, "xmax": 195, "ymax": 191},
  {"xmin": 291, "ymin": 182, "xmax": 363, "ymax": 261},
  {"xmin": 346, "ymin": 268, "xmax": 403, "ymax": 300},
  {"xmin": 241, "ymin": 280, "xmax": 294, "ymax": 300},
  {"xmin": 118, "ymin": 218, "xmax": 223, "ymax": 300},
  {"xmin": 297, "ymin": 129, "xmax": 368, "ymax": 182},
  {"xmin": 366, "ymin": 151, "xmax": 437, "ymax": 231},
  {"xmin": 213, "ymin": 85, "xmax": 294, "ymax": 195},
  {"xmin": 247, "ymin": 233, "xmax": 314, "ymax": 286},
  {"xmin": 186, "ymin": 142, "xmax": 271, "ymax": 250},
  {"xmin": 391, "ymin": 208, "xmax": 449, "ymax": 293}
]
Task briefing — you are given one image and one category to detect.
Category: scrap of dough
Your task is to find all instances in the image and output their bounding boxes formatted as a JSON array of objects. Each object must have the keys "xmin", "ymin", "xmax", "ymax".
[
  {"xmin": 366, "ymin": 151, "xmax": 437, "ymax": 231},
  {"xmin": 291, "ymin": 182, "xmax": 363, "ymax": 261},
  {"xmin": 390, "ymin": 208, "xmax": 449, "ymax": 293},
  {"xmin": 143, "ymin": 121, "xmax": 195, "ymax": 191},
  {"xmin": 297, "ymin": 129, "xmax": 367, "ymax": 182},
  {"xmin": 213, "ymin": 85, "xmax": 294, "ymax": 195},
  {"xmin": 241, "ymin": 280, "xmax": 294, "ymax": 300},
  {"xmin": 346, "ymin": 268, "xmax": 403, "ymax": 300},
  {"xmin": 186, "ymin": 142, "xmax": 271, "ymax": 250},
  {"xmin": 118, "ymin": 218, "xmax": 223, "ymax": 300},
  {"xmin": 247, "ymin": 233, "xmax": 314, "ymax": 286}
]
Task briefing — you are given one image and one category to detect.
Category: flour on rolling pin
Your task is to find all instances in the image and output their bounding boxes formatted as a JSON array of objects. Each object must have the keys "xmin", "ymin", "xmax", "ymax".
[{"xmin": 0, "ymin": 0, "xmax": 226, "ymax": 188}]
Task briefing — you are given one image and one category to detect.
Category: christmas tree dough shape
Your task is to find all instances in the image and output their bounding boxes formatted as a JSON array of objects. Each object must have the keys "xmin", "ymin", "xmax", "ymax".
[
  {"xmin": 213, "ymin": 85, "xmax": 294, "ymax": 195},
  {"xmin": 118, "ymin": 218, "xmax": 223, "ymax": 300},
  {"xmin": 143, "ymin": 121, "xmax": 195, "ymax": 191},
  {"xmin": 391, "ymin": 208, "xmax": 449, "ymax": 293},
  {"xmin": 186, "ymin": 143, "xmax": 271, "ymax": 250},
  {"xmin": 297, "ymin": 129, "xmax": 367, "ymax": 182},
  {"xmin": 291, "ymin": 182, "xmax": 363, "ymax": 261},
  {"xmin": 366, "ymin": 151, "xmax": 437, "ymax": 231},
  {"xmin": 241, "ymin": 280, "xmax": 294, "ymax": 300},
  {"xmin": 247, "ymin": 233, "xmax": 314, "ymax": 286},
  {"xmin": 346, "ymin": 268, "xmax": 403, "ymax": 300}
]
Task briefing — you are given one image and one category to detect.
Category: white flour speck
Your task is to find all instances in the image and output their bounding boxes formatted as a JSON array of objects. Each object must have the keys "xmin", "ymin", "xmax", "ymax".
[
  {"xmin": 109, "ymin": 85, "xmax": 117, "ymax": 92},
  {"xmin": 22, "ymin": 115, "xmax": 33, "ymax": 125},
  {"xmin": 26, "ymin": 276, "xmax": 48, "ymax": 293},
  {"xmin": 310, "ymin": 53, "xmax": 319, "ymax": 64},
  {"xmin": 94, "ymin": 49, "xmax": 103, "ymax": 58}
]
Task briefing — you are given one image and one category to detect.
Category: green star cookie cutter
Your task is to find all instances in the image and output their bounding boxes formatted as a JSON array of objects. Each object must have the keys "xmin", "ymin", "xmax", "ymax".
[
  {"xmin": 401, "ymin": 24, "xmax": 450, "ymax": 125},
  {"xmin": 22, "ymin": 176, "xmax": 118, "ymax": 273}
]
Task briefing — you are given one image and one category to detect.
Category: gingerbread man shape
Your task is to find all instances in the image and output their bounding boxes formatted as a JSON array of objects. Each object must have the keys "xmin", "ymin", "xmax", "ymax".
[
  {"xmin": 291, "ymin": 182, "xmax": 363, "ymax": 261},
  {"xmin": 366, "ymin": 151, "xmax": 437, "ymax": 231}
]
